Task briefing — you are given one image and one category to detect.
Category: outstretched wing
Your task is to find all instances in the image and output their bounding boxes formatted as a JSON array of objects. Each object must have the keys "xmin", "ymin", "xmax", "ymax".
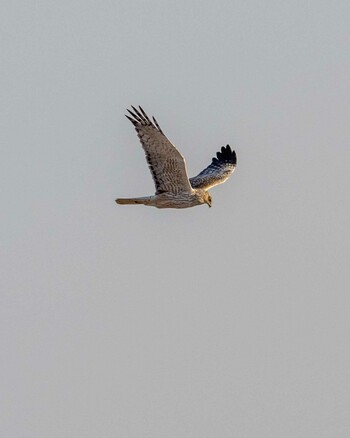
[
  {"xmin": 189, "ymin": 145, "xmax": 237, "ymax": 190},
  {"xmin": 125, "ymin": 106, "xmax": 193, "ymax": 195}
]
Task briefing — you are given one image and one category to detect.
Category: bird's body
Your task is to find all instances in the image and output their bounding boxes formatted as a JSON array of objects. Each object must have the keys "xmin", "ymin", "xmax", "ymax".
[
  {"xmin": 116, "ymin": 189, "xmax": 210, "ymax": 209},
  {"xmin": 116, "ymin": 106, "xmax": 237, "ymax": 209}
]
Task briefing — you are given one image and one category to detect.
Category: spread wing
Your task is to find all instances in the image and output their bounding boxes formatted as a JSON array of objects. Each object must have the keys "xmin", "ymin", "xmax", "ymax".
[
  {"xmin": 189, "ymin": 145, "xmax": 237, "ymax": 190},
  {"xmin": 125, "ymin": 106, "xmax": 193, "ymax": 195}
]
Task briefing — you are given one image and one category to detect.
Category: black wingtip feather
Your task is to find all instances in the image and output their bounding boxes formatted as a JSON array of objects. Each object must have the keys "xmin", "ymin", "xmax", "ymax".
[
  {"xmin": 213, "ymin": 144, "xmax": 236, "ymax": 165},
  {"xmin": 125, "ymin": 114, "xmax": 137, "ymax": 125},
  {"xmin": 138, "ymin": 106, "xmax": 149, "ymax": 120},
  {"xmin": 126, "ymin": 108, "xmax": 142, "ymax": 122},
  {"xmin": 125, "ymin": 105, "xmax": 165, "ymax": 135},
  {"xmin": 152, "ymin": 116, "xmax": 164, "ymax": 134},
  {"xmin": 131, "ymin": 105, "xmax": 145, "ymax": 121}
]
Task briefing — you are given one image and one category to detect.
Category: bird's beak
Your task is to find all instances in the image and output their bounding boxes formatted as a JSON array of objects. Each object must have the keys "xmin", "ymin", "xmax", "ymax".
[{"xmin": 207, "ymin": 202, "xmax": 212, "ymax": 208}]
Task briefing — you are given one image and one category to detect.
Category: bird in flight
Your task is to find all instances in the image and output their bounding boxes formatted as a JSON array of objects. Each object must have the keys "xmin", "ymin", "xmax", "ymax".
[{"xmin": 116, "ymin": 106, "xmax": 237, "ymax": 209}]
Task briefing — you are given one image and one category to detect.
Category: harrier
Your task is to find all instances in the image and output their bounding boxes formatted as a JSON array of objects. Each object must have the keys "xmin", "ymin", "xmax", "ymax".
[{"xmin": 116, "ymin": 106, "xmax": 237, "ymax": 209}]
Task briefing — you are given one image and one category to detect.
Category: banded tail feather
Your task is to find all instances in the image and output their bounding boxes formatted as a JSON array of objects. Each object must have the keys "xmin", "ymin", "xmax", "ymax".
[{"xmin": 115, "ymin": 196, "xmax": 152, "ymax": 206}]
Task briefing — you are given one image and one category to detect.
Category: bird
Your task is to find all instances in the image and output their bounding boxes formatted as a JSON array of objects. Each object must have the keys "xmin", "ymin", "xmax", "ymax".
[{"xmin": 115, "ymin": 106, "xmax": 237, "ymax": 209}]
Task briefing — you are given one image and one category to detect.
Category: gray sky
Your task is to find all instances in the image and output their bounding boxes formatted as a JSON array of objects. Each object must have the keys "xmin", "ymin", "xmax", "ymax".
[{"xmin": 1, "ymin": 1, "xmax": 350, "ymax": 437}]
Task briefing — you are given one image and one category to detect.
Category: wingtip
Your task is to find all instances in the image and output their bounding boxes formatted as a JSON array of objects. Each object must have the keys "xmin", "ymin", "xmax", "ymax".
[
  {"xmin": 125, "ymin": 114, "xmax": 137, "ymax": 125},
  {"xmin": 215, "ymin": 144, "xmax": 236, "ymax": 164},
  {"xmin": 232, "ymin": 149, "xmax": 237, "ymax": 165}
]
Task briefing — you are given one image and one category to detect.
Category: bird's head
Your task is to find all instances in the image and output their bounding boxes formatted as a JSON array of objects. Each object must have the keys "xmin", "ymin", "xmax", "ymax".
[{"xmin": 204, "ymin": 191, "xmax": 212, "ymax": 208}]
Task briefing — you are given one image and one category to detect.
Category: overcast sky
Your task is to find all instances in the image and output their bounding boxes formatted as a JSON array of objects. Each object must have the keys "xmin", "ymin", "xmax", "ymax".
[{"xmin": 1, "ymin": 1, "xmax": 350, "ymax": 437}]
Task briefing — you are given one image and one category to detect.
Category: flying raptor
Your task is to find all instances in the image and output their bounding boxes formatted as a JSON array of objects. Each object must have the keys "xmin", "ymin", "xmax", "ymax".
[{"xmin": 116, "ymin": 106, "xmax": 237, "ymax": 209}]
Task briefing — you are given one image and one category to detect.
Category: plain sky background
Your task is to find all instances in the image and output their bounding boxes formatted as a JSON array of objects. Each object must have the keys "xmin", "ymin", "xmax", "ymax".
[{"xmin": 1, "ymin": 1, "xmax": 350, "ymax": 437}]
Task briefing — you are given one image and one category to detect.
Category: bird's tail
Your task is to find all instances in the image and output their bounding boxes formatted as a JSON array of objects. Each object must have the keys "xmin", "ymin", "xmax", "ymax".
[{"xmin": 115, "ymin": 196, "xmax": 152, "ymax": 206}]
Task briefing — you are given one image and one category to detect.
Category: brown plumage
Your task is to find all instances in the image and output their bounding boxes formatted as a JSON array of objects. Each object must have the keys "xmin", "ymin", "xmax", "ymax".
[{"xmin": 115, "ymin": 106, "xmax": 237, "ymax": 209}]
